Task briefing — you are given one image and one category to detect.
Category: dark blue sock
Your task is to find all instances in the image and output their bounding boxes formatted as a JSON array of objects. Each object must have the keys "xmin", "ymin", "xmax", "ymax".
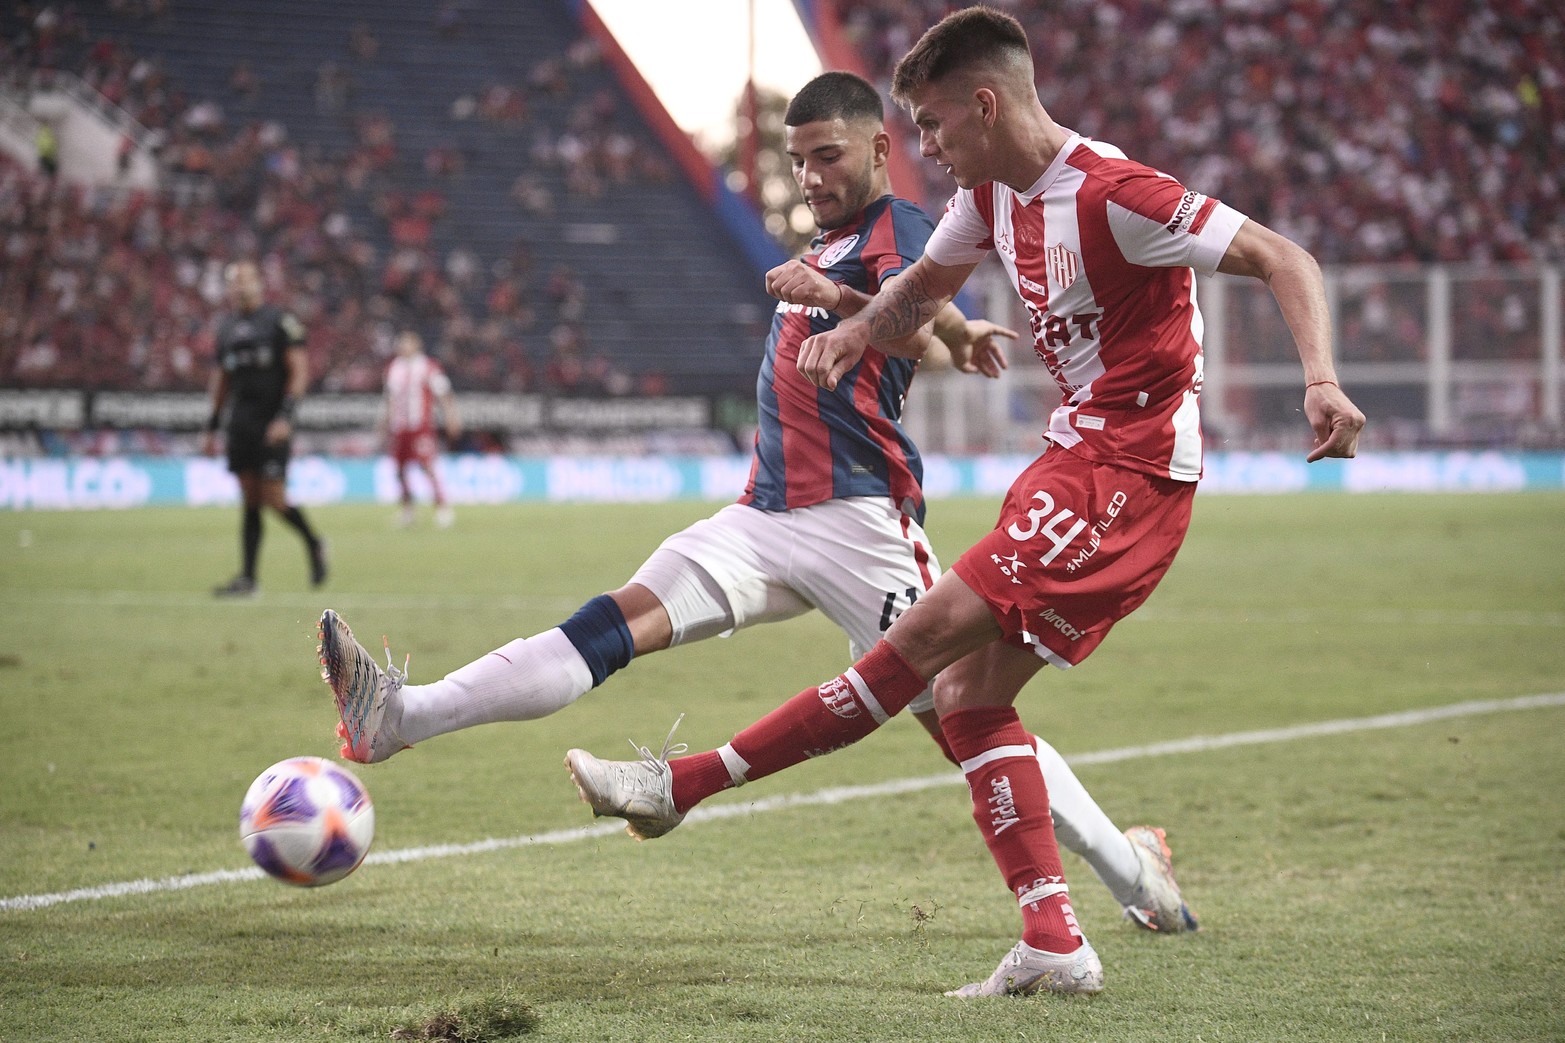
[{"xmin": 558, "ymin": 594, "xmax": 635, "ymax": 687}]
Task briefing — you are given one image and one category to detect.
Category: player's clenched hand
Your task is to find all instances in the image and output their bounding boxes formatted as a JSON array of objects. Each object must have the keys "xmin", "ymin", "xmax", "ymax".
[
  {"xmin": 1304, "ymin": 382, "xmax": 1366, "ymax": 462},
  {"xmin": 765, "ymin": 260, "xmax": 842, "ymax": 313},
  {"xmin": 951, "ymin": 319, "xmax": 1016, "ymax": 379},
  {"xmin": 798, "ymin": 325, "xmax": 870, "ymax": 391},
  {"xmin": 265, "ymin": 417, "xmax": 292, "ymax": 445}
]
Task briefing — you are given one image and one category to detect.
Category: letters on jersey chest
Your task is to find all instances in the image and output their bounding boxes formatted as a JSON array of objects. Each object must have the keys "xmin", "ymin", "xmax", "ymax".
[
  {"xmin": 992, "ymin": 184, "xmax": 1105, "ymax": 394},
  {"xmin": 221, "ymin": 318, "xmax": 275, "ymax": 371}
]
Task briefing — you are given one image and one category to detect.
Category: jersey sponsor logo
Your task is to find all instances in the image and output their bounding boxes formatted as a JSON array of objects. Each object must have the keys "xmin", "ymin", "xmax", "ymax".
[
  {"xmin": 775, "ymin": 300, "xmax": 829, "ymax": 318},
  {"xmin": 1045, "ymin": 243, "xmax": 1080, "ymax": 291},
  {"xmin": 995, "ymin": 227, "xmax": 1015, "ymax": 260},
  {"xmin": 1165, "ymin": 190, "xmax": 1206, "ymax": 236},
  {"xmin": 1036, "ymin": 310, "xmax": 1102, "ymax": 351},
  {"xmin": 817, "ymin": 676, "xmax": 862, "ymax": 719},
  {"xmin": 817, "ymin": 234, "xmax": 860, "ymax": 269},
  {"xmin": 987, "ymin": 775, "xmax": 1020, "ymax": 835}
]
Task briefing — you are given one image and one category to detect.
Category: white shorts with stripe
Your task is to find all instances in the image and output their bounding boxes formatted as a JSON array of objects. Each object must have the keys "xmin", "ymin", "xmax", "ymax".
[{"xmin": 629, "ymin": 497, "xmax": 941, "ymax": 713}]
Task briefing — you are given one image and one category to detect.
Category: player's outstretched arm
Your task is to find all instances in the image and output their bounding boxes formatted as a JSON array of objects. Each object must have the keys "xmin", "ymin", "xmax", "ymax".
[
  {"xmin": 1217, "ymin": 220, "xmax": 1365, "ymax": 461},
  {"xmin": 927, "ymin": 305, "xmax": 1014, "ymax": 378},
  {"xmin": 797, "ymin": 254, "xmax": 977, "ymax": 390},
  {"xmin": 765, "ymin": 259, "xmax": 939, "ymax": 361}
]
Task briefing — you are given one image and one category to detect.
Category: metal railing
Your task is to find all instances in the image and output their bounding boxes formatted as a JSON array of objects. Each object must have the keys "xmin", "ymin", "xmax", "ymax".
[{"xmin": 904, "ymin": 263, "xmax": 1565, "ymax": 455}]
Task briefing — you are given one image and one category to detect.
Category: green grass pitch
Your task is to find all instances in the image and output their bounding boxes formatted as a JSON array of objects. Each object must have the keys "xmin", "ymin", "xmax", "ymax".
[{"xmin": 2, "ymin": 493, "xmax": 1563, "ymax": 1042}]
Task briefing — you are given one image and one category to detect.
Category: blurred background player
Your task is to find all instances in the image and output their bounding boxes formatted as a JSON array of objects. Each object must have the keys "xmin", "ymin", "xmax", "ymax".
[
  {"xmin": 319, "ymin": 71, "xmax": 1196, "ymax": 937},
  {"xmin": 203, "ymin": 260, "xmax": 328, "ymax": 597},
  {"xmin": 382, "ymin": 331, "xmax": 462, "ymax": 529}
]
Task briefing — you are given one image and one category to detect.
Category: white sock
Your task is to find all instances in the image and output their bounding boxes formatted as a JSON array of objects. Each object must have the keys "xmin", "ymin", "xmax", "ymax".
[
  {"xmin": 1035, "ymin": 736, "xmax": 1144, "ymax": 907},
  {"xmin": 396, "ymin": 627, "xmax": 595, "ymax": 746}
]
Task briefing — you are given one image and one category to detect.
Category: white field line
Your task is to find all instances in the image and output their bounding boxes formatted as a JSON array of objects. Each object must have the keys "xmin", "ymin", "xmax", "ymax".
[
  {"xmin": 4, "ymin": 692, "xmax": 1562, "ymax": 913},
  {"xmin": 6, "ymin": 589, "xmax": 1565, "ymax": 629}
]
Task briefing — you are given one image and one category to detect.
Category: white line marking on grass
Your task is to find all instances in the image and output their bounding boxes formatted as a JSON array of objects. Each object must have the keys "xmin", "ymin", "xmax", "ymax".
[
  {"xmin": 5, "ymin": 692, "xmax": 1562, "ymax": 913},
  {"xmin": 9, "ymin": 591, "xmax": 1565, "ymax": 628},
  {"xmin": 1130, "ymin": 606, "xmax": 1565, "ymax": 628}
]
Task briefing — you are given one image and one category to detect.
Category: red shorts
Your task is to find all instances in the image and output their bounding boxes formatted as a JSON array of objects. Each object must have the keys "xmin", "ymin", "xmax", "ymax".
[
  {"xmin": 951, "ymin": 445, "xmax": 1196, "ymax": 668},
  {"xmin": 391, "ymin": 430, "xmax": 439, "ymax": 467}
]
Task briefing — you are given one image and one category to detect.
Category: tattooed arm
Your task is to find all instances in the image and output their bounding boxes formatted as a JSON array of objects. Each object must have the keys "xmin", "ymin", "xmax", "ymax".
[{"xmin": 796, "ymin": 254, "xmax": 980, "ymax": 391}]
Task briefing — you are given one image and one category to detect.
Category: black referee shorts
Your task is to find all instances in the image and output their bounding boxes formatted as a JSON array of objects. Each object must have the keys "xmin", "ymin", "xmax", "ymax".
[{"xmin": 226, "ymin": 416, "xmax": 291, "ymax": 481}]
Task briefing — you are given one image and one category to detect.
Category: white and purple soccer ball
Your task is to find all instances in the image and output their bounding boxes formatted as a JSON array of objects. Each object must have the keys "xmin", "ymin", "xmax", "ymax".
[{"xmin": 239, "ymin": 756, "xmax": 375, "ymax": 887}]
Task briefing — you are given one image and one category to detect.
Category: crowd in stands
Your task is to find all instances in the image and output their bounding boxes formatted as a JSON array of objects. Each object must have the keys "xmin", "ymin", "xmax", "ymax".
[
  {"xmin": 835, "ymin": 0, "xmax": 1562, "ymax": 264},
  {"xmin": 1, "ymin": 0, "xmax": 1561, "ymax": 450},
  {"xmin": 0, "ymin": 1, "xmax": 668, "ymax": 398}
]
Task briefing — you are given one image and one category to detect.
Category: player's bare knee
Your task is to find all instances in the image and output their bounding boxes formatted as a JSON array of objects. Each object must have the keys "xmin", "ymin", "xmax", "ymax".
[
  {"xmin": 931, "ymin": 670, "xmax": 981, "ymax": 717},
  {"xmin": 608, "ymin": 584, "xmax": 674, "ymax": 655}
]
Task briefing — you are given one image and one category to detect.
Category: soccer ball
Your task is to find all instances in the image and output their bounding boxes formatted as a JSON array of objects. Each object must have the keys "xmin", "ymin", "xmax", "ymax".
[{"xmin": 239, "ymin": 756, "xmax": 375, "ymax": 887}]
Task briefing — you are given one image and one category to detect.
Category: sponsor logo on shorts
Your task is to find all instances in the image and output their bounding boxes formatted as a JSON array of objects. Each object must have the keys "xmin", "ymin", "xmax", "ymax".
[
  {"xmin": 818, "ymin": 676, "xmax": 862, "ymax": 719},
  {"xmin": 1063, "ymin": 490, "xmax": 1128, "ymax": 574},
  {"xmin": 990, "ymin": 550, "xmax": 1027, "ymax": 585},
  {"xmin": 1038, "ymin": 608, "xmax": 1084, "ymax": 641},
  {"xmin": 988, "ymin": 775, "xmax": 1019, "ymax": 835}
]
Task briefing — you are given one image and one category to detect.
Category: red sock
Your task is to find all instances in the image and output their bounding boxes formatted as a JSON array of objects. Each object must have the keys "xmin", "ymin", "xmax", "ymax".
[
  {"xmin": 669, "ymin": 750, "xmax": 732, "ymax": 813},
  {"xmin": 927, "ymin": 727, "xmax": 958, "ymax": 766},
  {"xmin": 942, "ymin": 706, "xmax": 1081, "ymax": 954},
  {"xmin": 669, "ymin": 641, "xmax": 926, "ymax": 812}
]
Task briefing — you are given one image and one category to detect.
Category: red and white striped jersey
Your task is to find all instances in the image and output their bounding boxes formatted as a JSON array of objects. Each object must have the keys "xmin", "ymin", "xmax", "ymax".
[
  {"xmin": 926, "ymin": 132, "xmax": 1247, "ymax": 482},
  {"xmin": 384, "ymin": 353, "xmax": 452, "ymax": 434}
]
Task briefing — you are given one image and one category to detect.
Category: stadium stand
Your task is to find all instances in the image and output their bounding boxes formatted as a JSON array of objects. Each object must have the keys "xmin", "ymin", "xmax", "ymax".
[
  {"xmin": 817, "ymin": 0, "xmax": 1563, "ymax": 265},
  {"xmin": 1, "ymin": 0, "xmax": 774, "ymax": 401},
  {"xmin": 2, "ymin": 0, "xmax": 1559, "ymax": 455}
]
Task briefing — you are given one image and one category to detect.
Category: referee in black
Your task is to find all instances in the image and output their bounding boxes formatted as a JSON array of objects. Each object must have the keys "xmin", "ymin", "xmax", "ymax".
[{"xmin": 203, "ymin": 260, "xmax": 328, "ymax": 597}]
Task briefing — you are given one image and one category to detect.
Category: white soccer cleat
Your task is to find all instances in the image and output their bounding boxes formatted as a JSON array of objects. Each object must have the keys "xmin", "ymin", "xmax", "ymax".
[
  {"xmin": 1122, "ymin": 825, "xmax": 1199, "ymax": 933},
  {"xmin": 435, "ymin": 505, "xmax": 455, "ymax": 529},
  {"xmin": 564, "ymin": 716, "xmax": 688, "ymax": 840},
  {"xmin": 317, "ymin": 609, "xmax": 410, "ymax": 764},
  {"xmin": 945, "ymin": 939, "xmax": 1105, "ymax": 997}
]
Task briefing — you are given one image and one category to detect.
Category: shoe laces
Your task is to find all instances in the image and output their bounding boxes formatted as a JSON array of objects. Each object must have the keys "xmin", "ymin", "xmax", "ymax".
[
  {"xmin": 380, "ymin": 635, "xmax": 409, "ymax": 693},
  {"xmin": 625, "ymin": 713, "xmax": 687, "ymax": 776}
]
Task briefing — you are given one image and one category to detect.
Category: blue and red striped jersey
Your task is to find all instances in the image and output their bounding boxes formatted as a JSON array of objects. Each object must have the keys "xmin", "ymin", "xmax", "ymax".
[{"xmin": 741, "ymin": 194, "xmax": 935, "ymax": 523}]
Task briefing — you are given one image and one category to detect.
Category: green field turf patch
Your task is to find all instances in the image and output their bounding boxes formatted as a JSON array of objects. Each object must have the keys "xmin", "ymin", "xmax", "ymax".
[{"xmin": 1, "ymin": 495, "xmax": 1562, "ymax": 1041}]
